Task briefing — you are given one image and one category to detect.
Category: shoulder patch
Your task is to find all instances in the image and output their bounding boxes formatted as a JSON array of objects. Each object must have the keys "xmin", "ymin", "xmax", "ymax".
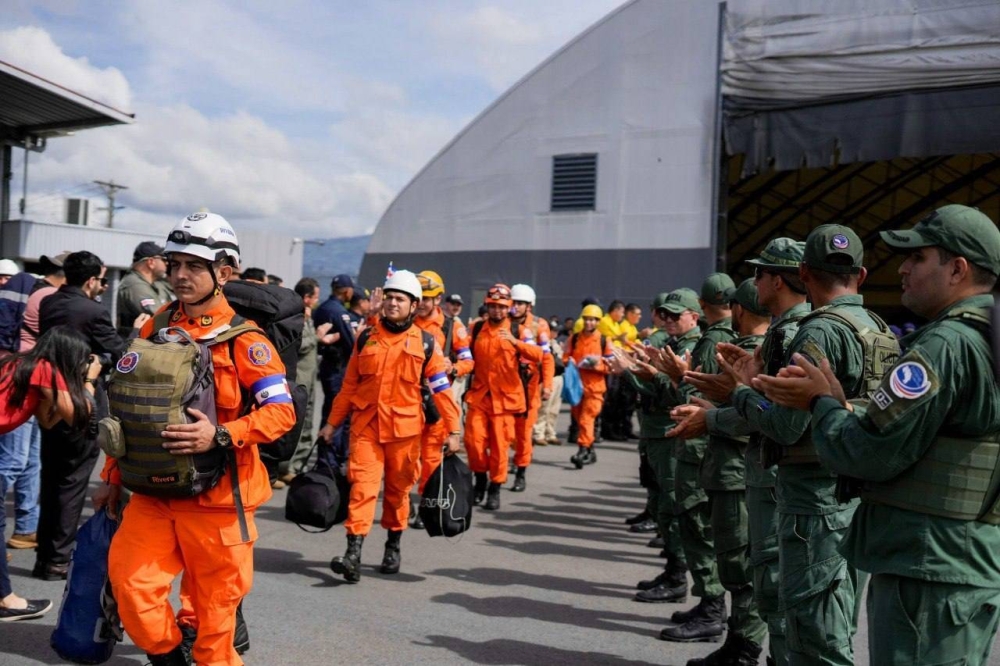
[
  {"xmin": 116, "ymin": 351, "xmax": 141, "ymax": 374},
  {"xmin": 247, "ymin": 341, "xmax": 273, "ymax": 366},
  {"xmin": 889, "ymin": 361, "xmax": 931, "ymax": 399},
  {"xmin": 797, "ymin": 338, "xmax": 827, "ymax": 366},
  {"xmin": 456, "ymin": 324, "xmax": 468, "ymax": 338}
]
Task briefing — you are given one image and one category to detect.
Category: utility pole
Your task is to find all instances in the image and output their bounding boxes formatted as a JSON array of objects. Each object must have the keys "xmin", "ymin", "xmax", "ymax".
[{"xmin": 93, "ymin": 179, "xmax": 128, "ymax": 227}]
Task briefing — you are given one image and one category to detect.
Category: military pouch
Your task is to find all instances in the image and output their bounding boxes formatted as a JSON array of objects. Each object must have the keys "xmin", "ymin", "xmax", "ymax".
[{"xmin": 96, "ymin": 416, "xmax": 126, "ymax": 459}]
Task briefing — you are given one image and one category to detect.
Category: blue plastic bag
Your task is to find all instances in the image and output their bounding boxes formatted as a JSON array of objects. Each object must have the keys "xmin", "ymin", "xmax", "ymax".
[
  {"xmin": 51, "ymin": 510, "xmax": 120, "ymax": 664},
  {"xmin": 561, "ymin": 360, "xmax": 583, "ymax": 406}
]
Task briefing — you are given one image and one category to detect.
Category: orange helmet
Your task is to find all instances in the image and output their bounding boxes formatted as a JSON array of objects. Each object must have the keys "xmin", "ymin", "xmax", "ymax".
[{"xmin": 484, "ymin": 283, "xmax": 513, "ymax": 306}]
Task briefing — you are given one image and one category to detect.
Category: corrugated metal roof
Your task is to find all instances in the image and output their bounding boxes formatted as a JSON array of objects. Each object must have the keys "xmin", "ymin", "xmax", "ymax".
[{"xmin": 0, "ymin": 59, "xmax": 134, "ymax": 140}]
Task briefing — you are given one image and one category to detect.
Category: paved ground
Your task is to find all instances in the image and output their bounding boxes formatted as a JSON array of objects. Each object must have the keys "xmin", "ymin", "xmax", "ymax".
[{"xmin": 5, "ymin": 409, "xmax": 1000, "ymax": 665}]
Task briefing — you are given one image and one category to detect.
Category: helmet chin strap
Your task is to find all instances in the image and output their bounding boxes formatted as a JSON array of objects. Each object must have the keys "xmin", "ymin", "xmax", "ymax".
[{"xmin": 167, "ymin": 258, "xmax": 221, "ymax": 307}]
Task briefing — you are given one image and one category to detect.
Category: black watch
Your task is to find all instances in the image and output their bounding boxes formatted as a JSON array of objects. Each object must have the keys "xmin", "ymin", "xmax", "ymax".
[{"xmin": 214, "ymin": 426, "xmax": 233, "ymax": 449}]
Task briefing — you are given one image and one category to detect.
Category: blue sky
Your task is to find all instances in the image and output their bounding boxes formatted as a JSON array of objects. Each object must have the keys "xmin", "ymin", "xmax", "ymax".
[{"xmin": 2, "ymin": 0, "xmax": 624, "ymax": 237}]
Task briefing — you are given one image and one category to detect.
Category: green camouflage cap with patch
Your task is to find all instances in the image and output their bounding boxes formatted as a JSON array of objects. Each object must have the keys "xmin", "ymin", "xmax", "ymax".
[
  {"xmin": 651, "ymin": 292, "xmax": 672, "ymax": 310},
  {"xmin": 880, "ymin": 204, "xmax": 1000, "ymax": 276},
  {"xmin": 724, "ymin": 278, "xmax": 770, "ymax": 317},
  {"xmin": 660, "ymin": 288, "xmax": 704, "ymax": 316},
  {"xmin": 700, "ymin": 273, "xmax": 735, "ymax": 306},
  {"xmin": 745, "ymin": 237, "xmax": 805, "ymax": 271},
  {"xmin": 803, "ymin": 224, "xmax": 864, "ymax": 274}
]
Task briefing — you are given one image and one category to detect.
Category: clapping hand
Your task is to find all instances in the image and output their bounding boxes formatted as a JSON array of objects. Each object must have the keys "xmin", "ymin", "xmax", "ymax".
[{"xmin": 752, "ymin": 353, "xmax": 847, "ymax": 411}]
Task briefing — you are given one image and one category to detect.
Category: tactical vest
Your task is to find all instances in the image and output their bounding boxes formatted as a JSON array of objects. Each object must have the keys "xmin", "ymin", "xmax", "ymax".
[
  {"xmin": 98, "ymin": 317, "xmax": 260, "ymax": 498},
  {"xmin": 863, "ymin": 307, "xmax": 1000, "ymax": 523},
  {"xmin": 778, "ymin": 305, "xmax": 899, "ymax": 465},
  {"xmin": 756, "ymin": 309, "xmax": 807, "ymax": 469}
]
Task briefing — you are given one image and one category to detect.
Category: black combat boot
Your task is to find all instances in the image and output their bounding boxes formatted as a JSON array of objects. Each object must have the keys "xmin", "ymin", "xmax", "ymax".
[
  {"xmin": 473, "ymin": 472, "xmax": 488, "ymax": 505},
  {"xmin": 330, "ymin": 534, "xmax": 364, "ymax": 583},
  {"xmin": 511, "ymin": 467, "xmax": 526, "ymax": 492},
  {"xmin": 594, "ymin": 416, "xmax": 604, "ymax": 443},
  {"xmin": 178, "ymin": 624, "xmax": 196, "ymax": 664},
  {"xmin": 146, "ymin": 645, "xmax": 189, "ymax": 666},
  {"xmin": 629, "ymin": 517, "xmax": 657, "ymax": 533},
  {"xmin": 567, "ymin": 416, "xmax": 579, "ymax": 444},
  {"xmin": 686, "ymin": 621, "xmax": 763, "ymax": 666},
  {"xmin": 484, "ymin": 482, "xmax": 501, "ymax": 510},
  {"xmin": 570, "ymin": 446, "xmax": 586, "ymax": 469},
  {"xmin": 380, "ymin": 530, "xmax": 402, "ymax": 574},
  {"xmin": 634, "ymin": 561, "xmax": 688, "ymax": 603},
  {"xmin": 580, "ymin": 447, "xmax": 597, "ymax": 465},
  {"xmin": 646, "ymin": 534, "xmax": 665, "ymax": 549},
  {"xmin": 625, "ymin": 510, "xmax": 650, "ymax": 525},
  {"xmin": 660, "ymin": 594, "xmax": 727, "ymax": 643}
]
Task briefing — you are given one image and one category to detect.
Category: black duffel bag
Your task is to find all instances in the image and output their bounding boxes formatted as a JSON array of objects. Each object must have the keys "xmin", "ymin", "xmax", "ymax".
[
  {"xmin": 284, "ymin": 440, "xmax": 350, "ymax": 532},
  {"xmin": 419, "ymin": 452, "xmax": 474, "ymax": 537}
]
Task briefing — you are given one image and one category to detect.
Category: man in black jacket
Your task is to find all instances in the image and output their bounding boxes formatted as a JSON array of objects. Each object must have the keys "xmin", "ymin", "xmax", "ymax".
[{"xmin": 33, "ymin": 251, "xmax": 149, "ymax": 580}]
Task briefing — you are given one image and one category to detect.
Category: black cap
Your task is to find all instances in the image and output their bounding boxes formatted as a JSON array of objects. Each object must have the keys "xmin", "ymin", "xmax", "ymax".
[
  {"xmin": 331, "ymin": 274, "xmax": 355, "ymax": 290},
  {"xmin": 133, "ymin": 241, "xmax": 165, "ymax": 264},
  {"xmin": 445, "ymin": 293, "xmax": 463, "ymax": 305}
]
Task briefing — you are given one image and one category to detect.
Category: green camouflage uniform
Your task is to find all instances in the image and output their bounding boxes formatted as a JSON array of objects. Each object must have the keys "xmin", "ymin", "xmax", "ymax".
[{"xmin": 116, "ymin": 270, "xmax": 174, "ymax": 338}]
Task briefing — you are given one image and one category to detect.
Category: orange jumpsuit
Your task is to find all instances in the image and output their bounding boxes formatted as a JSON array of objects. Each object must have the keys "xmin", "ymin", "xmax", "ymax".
[
  {"xmin": 512, "ymin": 313, "xmax": 555, "ymax": 468},
  {"xmin": 327, "ymin": 320, "xmax": 460, "ymax": 535},
  {"xmin": 414, "ymin": 307, "xmax": 473, "ymax": 492},
  {"xmin": 464, "ymin": 319, "xmax": 543, "ymax": 483},
  {"xmin": 103, "ymin": 299, "xmax": 296, "ymax": 666},
  {"xmin": 563, "ymin": 330, "xmax": 613, "ymax": 448}
]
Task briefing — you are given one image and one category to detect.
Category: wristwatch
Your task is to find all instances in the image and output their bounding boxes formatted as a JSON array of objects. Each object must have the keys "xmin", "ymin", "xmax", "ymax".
[{"xmin": 214, "ymin": 426, "xmax": 233, "ymax": 449}]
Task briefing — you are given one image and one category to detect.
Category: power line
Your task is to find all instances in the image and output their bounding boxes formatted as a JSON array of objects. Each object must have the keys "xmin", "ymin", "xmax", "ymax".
[{"xmin": 93, "ymin": 179, "xmax": 128, "ymax": 228}]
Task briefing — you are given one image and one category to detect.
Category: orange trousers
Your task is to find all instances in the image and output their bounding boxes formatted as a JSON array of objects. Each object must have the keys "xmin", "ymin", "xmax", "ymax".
[
  {"xmin": 464, "ymin": 402, "xmax": 516, "ymax": 483},
  {"xmin": 513, "ymin": 398, "xmax": 541, "ymax": 468},
  {"xmin": 108, "ymin": 494, "xmax": 256, "ymax": 666},
  {"xmin": 345, "ymin": 421, "xmax": 420, "ymax": 535},
  {"xmin": 571, "ymin": 391, "xmax": 604, "ymax": 448},
  {"xmin": 417, "ymin": 421, "xmax": 447, "ymax": 494}
]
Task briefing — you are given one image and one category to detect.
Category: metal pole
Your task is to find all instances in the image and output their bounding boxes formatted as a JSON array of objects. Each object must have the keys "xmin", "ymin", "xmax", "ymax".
[
  {"xmin": 710, "ymin": 2, "xmax": 728, "ymax": 271},
  {"xmin": 19, "ymin": 141, "xmax": 28, "ymax": 216},
  {"xmin": 1, "ymin": 144, "xmax": 11, "ymax": 222}
]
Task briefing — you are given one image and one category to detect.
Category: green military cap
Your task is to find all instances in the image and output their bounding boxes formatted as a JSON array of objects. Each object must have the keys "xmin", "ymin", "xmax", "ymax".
[
  {"xmin": 803, "ymin": 224, "xmax": 864, "ymax": 274},
  {"xmin": 724, "ymin": 278, "xmax": 770, "ymax": 317},
  {"xmin": 660, "ymin": 288, "xmax": 704, "ymax": 316},
  {"xmin": 880, "ymin": 204, "xmax": 1000, "ymax": 276},
  {"xmin": 700, "ymin": 273, "xmax": 735, "ymax": 306},
  {"xmin": 650, "ymin": 292, "xmax": 672, "ymax": 310},
  {"xmin": 745, "ymin": 237, "xmax": 805, "ymax": 270}
]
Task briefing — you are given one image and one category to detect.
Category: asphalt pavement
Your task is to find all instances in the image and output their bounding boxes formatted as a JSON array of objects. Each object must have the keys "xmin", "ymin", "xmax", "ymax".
[{"xmin": 5, "ymin": 408, "xmax": 1000, "ymax": 665}]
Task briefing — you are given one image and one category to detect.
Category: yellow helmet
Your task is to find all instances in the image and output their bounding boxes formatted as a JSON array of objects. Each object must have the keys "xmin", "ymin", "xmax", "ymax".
[
  {"xmin": 581, "ymin": 304, "xmax": 603, "ymax": 319},
  {"xmin": 417, "ymin": 270, "xmax": 444, "ymax": 298}
]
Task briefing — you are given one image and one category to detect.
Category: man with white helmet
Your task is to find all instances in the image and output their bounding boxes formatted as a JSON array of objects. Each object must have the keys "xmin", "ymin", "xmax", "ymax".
[
  {"xmin": 95, "ymin": 212, "xmax": 296, "ymax": 665},
  {"xmin": 507, "ymin": 283, "xmax": 554, "ymax": 492},
  {"xmin": 322, "ymin": 269, "xmax": 461, "ymax": 583}
]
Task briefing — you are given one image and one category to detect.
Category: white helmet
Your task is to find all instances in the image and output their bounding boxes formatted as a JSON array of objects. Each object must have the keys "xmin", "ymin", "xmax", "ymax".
[
  {"xmin": 383, "ymin": 269, "xmax": 422, "ymax": 301},
  {"xmin": 0, "ymin": 259, "xmax": 20, "ymax": 276},
  {"xmin": 164, "ymin": 212, "xmax": 240, "ymax": 266},
  {"xmin": 511, "ymin": 283, "xmax": 536, "ymax": 306}
]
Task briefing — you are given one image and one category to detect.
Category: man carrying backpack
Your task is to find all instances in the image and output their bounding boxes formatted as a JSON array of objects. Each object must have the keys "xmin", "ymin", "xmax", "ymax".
[
  {"xmin": 321, "ymin": 270, "xmax": 461, "ymax": 583},
  {"xmin": 94, "ymin": 212, "xmax": 296, "ymax": 666}
]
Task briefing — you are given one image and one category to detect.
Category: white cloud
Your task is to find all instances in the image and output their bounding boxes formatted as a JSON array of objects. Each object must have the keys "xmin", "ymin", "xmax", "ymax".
[{"xmin": 0, "ymin": 26, "xmax": 131, "ymax": 110}]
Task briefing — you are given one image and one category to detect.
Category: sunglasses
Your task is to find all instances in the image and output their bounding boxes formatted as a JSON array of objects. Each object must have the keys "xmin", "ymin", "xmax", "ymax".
[
  {"xmin": 754, "ymin": 266, "xmax": 778, "ymax": 280},
  {"xmin": 98, "ymin": 277, "xmax": 108, "ymax": 287}
]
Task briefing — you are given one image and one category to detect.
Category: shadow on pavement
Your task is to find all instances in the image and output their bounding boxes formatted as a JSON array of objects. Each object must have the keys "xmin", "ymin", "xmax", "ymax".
[
  {"xmin": 428, "ymin": 566, "xmax": 632, "ymax": 599},
  {"xmin": 538, "ymin": 493, "xmax": 644, "ymax": 510},
  {"xmin": 429, "ymin": 592, "xmax": 664, "ymax": 636},
  {"xmin": 253, "ymin": 546, "xmax": 338, "ymax": 585},
  {"xmin": 482, "ymin": 538, "xmax": 661, "ymax": 566},
  {"xmin": 413, "ymin": 635, "xmax": 669, "ymax": 665},
  {"xmin": 476, "ymin": 519, "xmax": 643, "ymax": 546},
  {"xmin": 1, "ymin": 621, "xmax": 145, "ymax": 664}
]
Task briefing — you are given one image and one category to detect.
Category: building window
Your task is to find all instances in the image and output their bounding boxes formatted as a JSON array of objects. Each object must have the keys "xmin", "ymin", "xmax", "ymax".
[{"xmin": 551, "ymin": 153, "xmax": 597, "ymax": 211}]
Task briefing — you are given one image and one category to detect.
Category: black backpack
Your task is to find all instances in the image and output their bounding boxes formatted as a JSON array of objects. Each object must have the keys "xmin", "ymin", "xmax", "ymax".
[
  {"xmin": 222, "ymin": 281, "xmax": 309, "ymax": 462},
  {"xmin": 284, "ymin": 439, "xmax": 350, "ymax": 532},
  {"xmin": 419, "ymin": 453, "xmax": 474, "ymax": 537}
]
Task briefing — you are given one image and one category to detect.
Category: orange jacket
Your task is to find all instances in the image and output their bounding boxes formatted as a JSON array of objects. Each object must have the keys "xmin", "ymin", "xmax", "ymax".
[
  {"xmin": 327, "ymin": 319, "xmax": 460, "ymax": 438},
  {"xmin": 101, "ymin": 298, "xmax": 297, "ymax": 511},
  {"xmin": 563, "ymin": 329, "xmax": 614, "ymax": 392},
  {"xmin": 465, "ymin": 318, "xmax": 544, "ymax": 415},
  {"xmin": 416, "ymin": 306, "xmax": 474, "ymax": 377},
  {"xmin": 516, "ymin": 313, "xmax": 556, "ymax": 394}
]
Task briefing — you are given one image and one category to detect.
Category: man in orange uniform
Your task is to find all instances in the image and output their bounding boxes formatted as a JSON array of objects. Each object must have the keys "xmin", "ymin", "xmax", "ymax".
[
  {"xmin": 411, "ymin": 270, "xmax": 473, "ymax": 529},
  {"xmin": 508, "ymin": 283, "xmax": 554, "ymax": 492},
  {"xmin": 564, "ymin": 304, "xmax": 614, "ymax": 468},
  {"xmin": 95, "ymin": 212, "xmax": 297, "ymax": 666},
  {"xmin": 321, "ymin": 270, "xmax": 460, "ymax": 583},
  {"xmin": 465, "ymin": 284, "xmax": 543, "ymax": 511}
]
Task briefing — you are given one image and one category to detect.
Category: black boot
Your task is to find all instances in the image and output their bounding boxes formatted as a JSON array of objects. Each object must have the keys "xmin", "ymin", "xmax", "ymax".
[
  {"xmin": 511, "ymin": 467, "xmax": 526, "ymax": 492},
  {"xmin": 146, "ymin": 645, "xmax": 189, "ymax": 666},
  {"xmin": 473, "ymin": 472, "xmax": 488, "ymax": 505},
  {"xmin": 330, "ymin": 534, "xmax": 364, "ymax": 583},
  {"xmin": 408, "ymin": 496, "xmax": 425, "ymax": 530},
  {"xmin": 686, "ymin": 622, "xmax": 763, "ymax": 666},
  {"xmin": 625, "ymin": 510, "xmax": 650, "ymax": 525},
  {"xmin": 178, "ymin": 624, "xmax": 196, "ymax": 665},
  {"xmin": 647, "ymin": 534, "xmax": 665, "ymax": 549},
  {"xmin": 660, "ymin": 594, "xmax": 727, "ymax": 643},
  {"xmin": 484, "ymin": 482, "xmax": 501, "ymax": 510},
  {"xmin": 580, "ymin": 447, "xmax": 597, "ymax": 465},
  {"xmin": 594, "ymin": 416, "xmax": 604, "ymax": 443},
  {"xmin": 571, "ymin": 446, "xmax": 587, "ymax": 469},
  {"xmin": 568, "ymin": 417, "xmax": 579, "ymax": 444},
  {"xmin": 629, "ymin": 517, "xmax": 657, "ymax": 533},
  {"xmin": 634, "ymin": 564, "xmax": 688, "ymax": 603},
  {"xmin": 233, "ymin": 600, "xmax": 250, "ymax": 655},
  {"xmin": 380, "ymin": 530, "xmax": 402, "ymax": 574}
]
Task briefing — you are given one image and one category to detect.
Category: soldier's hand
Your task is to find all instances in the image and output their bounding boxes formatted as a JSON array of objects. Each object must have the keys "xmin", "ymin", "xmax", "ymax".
[
  {"xmin": 632, "ymin": 359, "xmax": 658, "ymax": 380},
  {"xmin": 684, "ymin": 368, "xmax": 737, "ymax": 403},
  {"xmin": 666, "ymin": 404, "xmax": 708, "ymax": 439},
  {"xmin": 752, "ymin": 353, "xmax": 845, "ymax": 410},
  {"xmin": 133, "ymin": 313, "xmax": 152, "ymax": 330},
  {"xmin": 162, "ymin": 408, "xmax": 216, "ymax": 455},
  {"xmin": 716, "ymin": 342, "xmax": 755, "ymax": 370}
]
